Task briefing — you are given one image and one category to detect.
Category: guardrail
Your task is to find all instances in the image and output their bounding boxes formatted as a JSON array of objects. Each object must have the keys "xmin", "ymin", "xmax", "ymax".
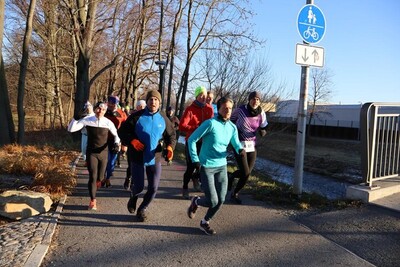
[{"xmin": 360, "ymin": 103, "xmax": 400, "ymax": 187}]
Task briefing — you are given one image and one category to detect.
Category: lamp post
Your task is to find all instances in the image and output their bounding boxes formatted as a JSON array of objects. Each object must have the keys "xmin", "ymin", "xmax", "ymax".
[{"xmin": 155, "ymin": 60, "xmax": 166, "ymax": 110}]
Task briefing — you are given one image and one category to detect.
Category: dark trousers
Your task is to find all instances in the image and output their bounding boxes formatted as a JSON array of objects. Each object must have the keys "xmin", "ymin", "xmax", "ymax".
[
  {"xmin": 87, "ymin": 149, "xmax": 108, "ymax": 200},
  {"xmin": 228, "ymin": 150, "xmax": 257, "ymax": 194},
  {"xmin": 183, "ymin": 141, "xmax": 202, "ymax": 189},
  {"xmin": 131, "ymin": 161, "xmax": 162, "ymax": 211}
]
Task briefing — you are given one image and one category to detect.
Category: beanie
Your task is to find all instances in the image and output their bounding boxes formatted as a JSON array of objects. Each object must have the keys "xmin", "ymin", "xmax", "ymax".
[
  {"xmin": 248, "ymin": 91, "xmax": 261, "ymax": 101},
  {"xmin": 107, "ymin": 95, "xmax": 119, "ymax": 105},
  {"xmin": 194, "ymin": 86, "xmax": 207, "ymax": 98},
  {"xmin": 146, "ymin": 90, "xmax": 162, "ymax": 102}
]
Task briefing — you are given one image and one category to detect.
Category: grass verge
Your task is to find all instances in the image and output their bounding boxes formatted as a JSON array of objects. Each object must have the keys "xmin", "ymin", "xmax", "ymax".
[{"xmin": 174, "ymin": 142, "xmax": 363, "ymax": 212}]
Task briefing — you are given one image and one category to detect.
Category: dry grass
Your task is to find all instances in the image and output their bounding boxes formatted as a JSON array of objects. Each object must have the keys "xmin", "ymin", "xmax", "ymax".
[{"xmin": 0, "ymin": 130, "xmax": 79, "ymax": 201}]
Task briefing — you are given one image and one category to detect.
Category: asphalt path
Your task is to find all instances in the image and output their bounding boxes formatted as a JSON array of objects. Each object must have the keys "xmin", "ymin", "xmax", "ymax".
[{"xmin": 41, "ymin": 158, "xmax": 399, "ymax": 267}]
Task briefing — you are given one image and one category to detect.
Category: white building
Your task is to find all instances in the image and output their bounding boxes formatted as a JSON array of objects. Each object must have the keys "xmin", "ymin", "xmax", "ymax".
[{"xmin": 272, "ymin": 100, "xmax": 362, "ymax": 128}]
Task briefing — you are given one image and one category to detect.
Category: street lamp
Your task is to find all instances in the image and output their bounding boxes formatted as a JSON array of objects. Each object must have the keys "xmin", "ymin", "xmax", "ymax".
[{"xmin": 155, "ymin": 60, "xmax": 166, "ymax": 110}]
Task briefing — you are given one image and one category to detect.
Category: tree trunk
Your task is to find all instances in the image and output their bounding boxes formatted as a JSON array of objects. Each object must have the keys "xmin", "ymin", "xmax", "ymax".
[
  {"xmin": 0, "ymin": 57, "xmax": 16, "ymax": 145},
  {"xmin": 130, "ymin": 0, "xmax": 149, "ymax": 105},
  {"xmin": 0, "ymin": 0, "xmax": 16, "ymax": 145},
  {"xmin": 69, "ymin": 0, "xmax": 98, "ymax": 118},
  {"xmin": 74, "ymin": 52, "xmax": 90, "ymax": 116},
  {"xmin": 166, "ymin": 0, "xmax": 183, "ymax": 112},
  {"xmin": 17, "ymin": 0, "xmax": 37, "ymax": 144},
  {"xmin": 44, "ymin": 51, "xmax": 54, "ymax": 128}
]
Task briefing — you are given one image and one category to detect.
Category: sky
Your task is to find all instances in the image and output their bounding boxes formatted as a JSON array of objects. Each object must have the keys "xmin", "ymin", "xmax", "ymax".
[{"xmin": 251, "ymin": 0, "xmax": 400, "ymax": 105}]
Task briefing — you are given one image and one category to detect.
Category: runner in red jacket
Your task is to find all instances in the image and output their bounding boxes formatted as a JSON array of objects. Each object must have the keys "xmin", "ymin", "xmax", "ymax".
[{"xmin": 179, "ymin": 86, "xmax": 214, "ymax": 199}]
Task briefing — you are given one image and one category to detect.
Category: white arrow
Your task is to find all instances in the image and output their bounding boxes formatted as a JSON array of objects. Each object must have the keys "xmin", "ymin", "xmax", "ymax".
[{"xmin": 312, "ymin": 50, "xmax": 319, "ymax": 63}]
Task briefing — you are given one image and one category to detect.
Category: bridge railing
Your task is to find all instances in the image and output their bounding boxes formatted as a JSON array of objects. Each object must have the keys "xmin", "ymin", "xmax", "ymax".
[{"xmin": 360, "ymin": 103, "xmax": 400, "ymax": 187}]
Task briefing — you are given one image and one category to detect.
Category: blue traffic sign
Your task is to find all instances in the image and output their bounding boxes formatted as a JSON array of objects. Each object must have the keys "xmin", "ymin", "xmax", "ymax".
[{"xmin": 297, "ymin": 4, "xmax": 326, "ymax": 44}]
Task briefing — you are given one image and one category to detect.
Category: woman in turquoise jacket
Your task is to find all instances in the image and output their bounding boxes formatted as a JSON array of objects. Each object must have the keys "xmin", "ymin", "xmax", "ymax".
[{"xmin": 187, "ymin": 97, "xmax": 245, "ymax": 235}]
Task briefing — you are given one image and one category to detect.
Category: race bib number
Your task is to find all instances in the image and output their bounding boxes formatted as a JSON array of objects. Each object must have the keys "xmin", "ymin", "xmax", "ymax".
[{"xmin": 241, "ymin": 141, "xmax": 255, "ymax": 152}]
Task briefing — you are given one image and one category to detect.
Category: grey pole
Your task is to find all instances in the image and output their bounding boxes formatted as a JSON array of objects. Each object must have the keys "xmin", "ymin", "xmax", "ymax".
[
  {"xmin": 293, "ymin": 66, "xmax": 309, "ymax": 195},
  {"xmin": 155, "ymin": 60, "xmax": 166, "ymax": 110},
  {"xmin": 293, "ymin": 0, "xmax": 313, "ymax": 195}
]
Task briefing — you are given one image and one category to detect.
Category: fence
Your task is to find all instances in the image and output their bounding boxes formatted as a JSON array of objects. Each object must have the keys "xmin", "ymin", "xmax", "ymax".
[{"xmin": 360, "ymin": 103, "xmax": 400, "ymax": 187}]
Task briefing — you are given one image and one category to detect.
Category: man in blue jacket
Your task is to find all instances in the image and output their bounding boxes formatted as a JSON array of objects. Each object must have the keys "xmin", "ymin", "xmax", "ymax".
[{"xmin": 118, "ymin": 90, "xmax": 176, "ymax": 222}]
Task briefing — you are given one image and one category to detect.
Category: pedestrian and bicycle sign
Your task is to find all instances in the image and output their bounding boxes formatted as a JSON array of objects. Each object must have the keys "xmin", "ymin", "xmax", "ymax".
[
  {"xmin": 295, "ymin": 43, "xmax": 324, "ymax": 68},
  {"xmin": 297, "ymin": 4, "xmax": 326, "ymax": 44}
]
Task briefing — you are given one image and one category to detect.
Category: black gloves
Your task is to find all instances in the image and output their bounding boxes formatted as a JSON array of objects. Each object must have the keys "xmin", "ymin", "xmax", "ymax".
[
  {"xmin": 192, "ymin": 162, "xmax": 201, "ymax": 170},
  {"xmin": 111, "ymin": 143, "xmax": 120, "ymax": 154}
]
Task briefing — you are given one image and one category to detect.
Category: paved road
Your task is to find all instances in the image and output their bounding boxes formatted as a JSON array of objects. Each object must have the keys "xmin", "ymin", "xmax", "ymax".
[{"xmin": 40, "ymin": 157, "xmax": 400, "ymax": 267}]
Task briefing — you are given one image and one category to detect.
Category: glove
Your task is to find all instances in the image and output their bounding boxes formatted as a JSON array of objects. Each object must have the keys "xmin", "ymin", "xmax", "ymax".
[
  {"xmin": 192, "ymin": 162, "xmax": 201, "ymax": 170},
  {"xmin": 165, "ymin": 145, "xmax": 173, "ymax": 161},
  {"xmin": 239, "ymin": 149, "xmax": 246, "ymax": 157},
  {"xmin": 111, "ymin": 143, "xmax": 120, "ymax": 154},
  {"xmin": 131, "ymin": 139, "xmax": 145, "ymax": 151}
]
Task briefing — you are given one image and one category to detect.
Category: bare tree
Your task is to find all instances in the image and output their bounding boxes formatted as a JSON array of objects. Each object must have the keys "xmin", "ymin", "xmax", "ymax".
[
  {"xmin": 307, "ymin": 68, "xmax": 334, "ymax": 127},
  {"xmin": 2, "ymin": 0, "xmax": 286, "ymax": 134},
  {"xmin": 0, "ymin": 0, "xmax": 16, "ymax": 145},
  {"xmin": 165, "ymin": 0, "xmax": 184, "ymax": 112},
  {"xmin": 16, "ymin": 0, "xmax": 36, "ymax": 144},
  {"xmin": 201, "ymin": 43, "xmax": 288, "ymax": 108},
  {"xmin": 175, "ymin": 0, "xmax": 259, "ymax": 117}
]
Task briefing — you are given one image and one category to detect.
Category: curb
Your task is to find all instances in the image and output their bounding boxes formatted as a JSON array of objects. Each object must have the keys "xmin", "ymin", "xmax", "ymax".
[
  {"xmin": 24, "ymin": 155, "xmax": 80, "ymax": 266},
  {"xmin": 23, "ymin": 194, "xmax": 67, "ymax": 267}
]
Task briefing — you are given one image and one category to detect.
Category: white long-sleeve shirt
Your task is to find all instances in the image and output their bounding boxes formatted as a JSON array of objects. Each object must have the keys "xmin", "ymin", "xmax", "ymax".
[{"xmin": 68, "ymin": 115, "xmax": 120, "ymax": 152}]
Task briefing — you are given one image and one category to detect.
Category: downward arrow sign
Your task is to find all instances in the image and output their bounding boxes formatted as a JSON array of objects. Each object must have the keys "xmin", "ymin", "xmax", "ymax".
[{"xmin": 302, "ymin": 48, "xmax": 309, "ymax": 62}]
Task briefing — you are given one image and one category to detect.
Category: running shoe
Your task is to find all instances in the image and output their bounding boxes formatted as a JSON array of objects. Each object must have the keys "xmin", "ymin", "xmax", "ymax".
[
  {"xmin": 88, "ymin": 199, "xmax": 97, "ymax": 211},
  {"xmin": 200, "ymin": 221, "xmax": 216, "ymax": 235},
  {"xmin": 127, "ymin": 195, "xmax": 138, "ymax": 214},
  {"xmin": 187, "ymin": 196, "xmax": 199, "ymax": 219}
]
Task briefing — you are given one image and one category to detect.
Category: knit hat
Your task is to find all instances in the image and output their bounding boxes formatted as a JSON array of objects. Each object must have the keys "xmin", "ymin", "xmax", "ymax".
[
  {"xmin": 107, "ymin": 95, "xmax": 119, "ymax": 104},
  {"xmin": 146, "ymin": 90, "xmax": 162, "ymax": 102},
  {"xmin": 194, "ymin": 86, "xmax": 207, "ymax": 98},
  {"xmin": 248, "ymin": 91, "xmax": 261, "ymax": 101}
]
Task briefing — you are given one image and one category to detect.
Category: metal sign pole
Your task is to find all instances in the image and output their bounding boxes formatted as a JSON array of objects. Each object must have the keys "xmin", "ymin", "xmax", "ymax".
[
  {"xmin": 293, "ymin": 0, "xmax": 313, "ymax": 195},
  {"xmin": 293, "ymin": 65, "xmax": 309, "ymax": 195}
]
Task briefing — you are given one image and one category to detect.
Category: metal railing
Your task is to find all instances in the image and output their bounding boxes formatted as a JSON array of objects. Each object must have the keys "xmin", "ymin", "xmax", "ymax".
[{"xmin": 360, "ymin": 103, "xmax": 400, "ymax": 187}]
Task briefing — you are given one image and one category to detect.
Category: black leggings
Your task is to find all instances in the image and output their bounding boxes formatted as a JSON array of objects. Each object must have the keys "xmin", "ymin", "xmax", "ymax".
[
  {"xmin": 87, "ymin": 149, "xmax": 108, "ymax": 200},
  {"xmin": 182, "ymin": 141, "xmax": 202, "ymax": 189},
  {"xmin": 228, "ymin": 149, "xmax": 257, "ymax": 194}
]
